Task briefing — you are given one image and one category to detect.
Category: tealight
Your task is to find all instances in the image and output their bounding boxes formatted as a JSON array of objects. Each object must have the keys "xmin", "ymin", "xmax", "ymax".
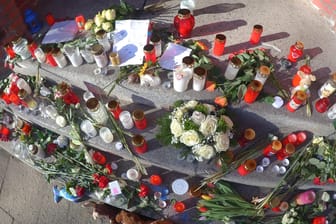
[
  {"xmin": 272, "ymin": 96, "xmax": 284, "ymax": 109},
  {"xmin": 126, "ymin": 168, "xmax": 141, "ymax": 181}
]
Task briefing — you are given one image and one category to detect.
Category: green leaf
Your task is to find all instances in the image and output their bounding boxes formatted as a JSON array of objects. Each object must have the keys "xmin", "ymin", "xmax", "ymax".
[
  {"xmin": 309, "ymin": 158, "xmax": 320, "ymax": 165},
  {"xmin": 237, "ymin": 84, "xmax": 247, "ymax": 100}
]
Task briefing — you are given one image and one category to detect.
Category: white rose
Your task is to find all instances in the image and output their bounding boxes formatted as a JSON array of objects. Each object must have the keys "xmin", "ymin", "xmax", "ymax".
[
  {"xmin": 101, "ymin": 10, "xmax": 106, "ymax": 19},
  {"xmin": 105, "ymin": 9, "xmax": 116, "ymax": 21},
  {"xmin": 199, "ymin": 115, "xmax": 218, "ymax": 136},
  {"xmin": 94, "ymin": 14, "xmax": 104, "ymax": 27},
  {"xmin": 190, "ymin": 111, "xmax": 205, "ymax": 125},
  {"xmin": 184, "ymin": 100, "xmax": 198, "ymax": 109},
  {"xmin": 170, "ymin": 119, "xmax": 183, "ymax": 137},
  {"xmin": 221, "ymin": 115, "xmax": 234, "ymax": 129},
  {"xmin": 84, "ymin": 19, "xmax": 94, "ymax": 31},
  {"xmin": 55, "ymin": 115, "xmax": 67, "ymax": 127},
  {"xmin": 192, "ymin": 144, "xmax": 215, "ymax": 161},
  {"xmin": 180, "ymin": 130, "xmax": 200, "ymax": 147},
  {"xmin": 102, "ymin": 22, "xmax": 112, "ymax": 32},
  {"xmin": 214, "ymin": 132, "xmax": 230, "ymax": 152}
]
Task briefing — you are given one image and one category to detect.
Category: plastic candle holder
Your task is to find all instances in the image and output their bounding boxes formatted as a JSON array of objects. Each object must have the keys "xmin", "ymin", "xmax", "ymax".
[
  {"xmin": 287, "ymin": 41, "xmax": 304, "ymax": 63},
  {"xmin": 238, "ymin": 128, "xmax": 256, "ymax": 147},
  {"xmin": 315, "ymin": 97, "xmax": 330, "ymax": 113},
  {"xmin": 249, "ymin": 24, "xmax": 263, "ymax": 44},
  {"xmin": 244, "ymin": 80, "xmax": 263, "ymax": 104},
  {"xmin": 237, "ymin": 159, "xmax": 257, "ymax": 176},
  {"xmin": 132, "ymin": 134, "xmax": 148, "ymax": 154},
  {"xmin": 213, "ymin": 34, "xmax": 226, "ymax": 56},
  {"xmin": 132, "ymin": 109, "xmax": 147, "ymax": 130},
  {"xmin": 276, "ymin": 143, "xmax": 295, "ymax": 161},
  {"xmin": 262, "ymin": 140, "xmax": 282, "ymax": 156},
  {"xmin": 75, "ymin": 15, "xmax": 85, "ymax": 31},
  {"xmin": 143, "ymin": 44, "xmax": 156, "ymax": 63},
  {"xmin": 286, "ymin": 90, "xmax": 307, "ymax": 112},
  {"xmin": 312, "ymin": 216, "xmax": 327, "ymax": 224},
  {"xmin": 174, "ymin": 9, "xmax": 195, "ymax": 38},
  {"xmin": 108, "ymin": 100, "xmax": 122, "ymax": 120},
  {"xmin": 150, "ymin": 174, "xmax": 162, "ymax": 186},
  {"xmin": 174, "ymin": 201, "xmax": 186, "ymax": 213}
]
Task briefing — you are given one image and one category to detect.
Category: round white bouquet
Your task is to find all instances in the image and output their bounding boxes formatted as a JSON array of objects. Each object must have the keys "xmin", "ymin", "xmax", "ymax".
[{"xmin": 157, "ymin": 100, "xmax": 234, "ymax": 161}]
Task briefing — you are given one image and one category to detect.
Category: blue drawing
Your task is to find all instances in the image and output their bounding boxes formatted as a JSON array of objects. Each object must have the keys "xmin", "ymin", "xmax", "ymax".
[{"xmin": 53, "ymin": 186, "xmax": 82, "ymax": 203}]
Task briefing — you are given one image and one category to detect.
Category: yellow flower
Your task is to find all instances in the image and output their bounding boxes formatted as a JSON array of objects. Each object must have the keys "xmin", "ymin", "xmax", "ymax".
[
  {"xmin": 195, "ymin": 41, "xmax": 209, "ymax": 51},
  {"xmin": 138, "ymin": 63, "xmax": 148, "ymax": 77}
]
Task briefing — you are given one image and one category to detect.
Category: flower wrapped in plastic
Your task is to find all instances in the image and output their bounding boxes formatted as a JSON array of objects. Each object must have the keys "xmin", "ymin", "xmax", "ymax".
[{"xmin": 157, "ymin": 100, "xmax": 234, "ymax": 161}]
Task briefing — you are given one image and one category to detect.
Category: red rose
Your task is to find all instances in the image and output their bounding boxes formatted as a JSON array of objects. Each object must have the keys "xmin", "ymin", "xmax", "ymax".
[
  {"xmin": 9, "ymin": 93, "xmax": 20, "ymax": 105},
  {"xmin": 98, "ymin": 176, "xmax": 109, "ymax": 189},
  {"xmin": 9, "ymin": 83, "xmax": 19, "ymax": 94},
  {"xmin": 138, "ymin": 183, "xmax": 149, "ymax": 198},
  {"xmin": 327, "ymin": 178, "xmax": 335, "ymax": 184},
  {"xmin": 46, "ymin": 142, "xmax": 57, "ymax": 155},
  {"xmin": 75, "ymin": 186, "xmax": 85, "ymax": 197},
  {"xmin": 313, "ymin": 177, "xmax": 321, "ymax": 185},
  {"xmin": 105, "ymin": 163, "xmax": 113, "ymax": 175},
  {"xmin": 92, "ymin": 151, "xmax": 106, "ymax": 165},
  {"xmin": 92, "ymin": 173, "xmax": 100, "ymax": 184},
  {"xmin": 62, "ymin": 91, "xmax": 80, "ymax": 105},
  {"xmin": 198, "ymin": 206, "xmax": 208, "ymax": 213}
]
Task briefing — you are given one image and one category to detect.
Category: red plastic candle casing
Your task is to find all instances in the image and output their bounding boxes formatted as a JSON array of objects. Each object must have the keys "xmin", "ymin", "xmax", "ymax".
[
  {"xmin": 276, "ymin": 143, "xmax": 295, "ymax": 161},
  {"xmin": 174, "ymin": 201, "xmax": 186, "ymax": 213},
  {"xmin": 45, "ymin": 13, "xmax": 56, "ymax": 26},
  {"xmin": 150, "ymin": 175, "xmax": 162, "ymax": 186},
  {"xmin": 296, "ymin": 190, "xmax": 316, "ymax": 205},
  {"xmin": 286, "ymin": 90, "xmax": 307, "ymax": 112},
  {"xmin": 238, "ymin": 128, "xmax": 256, "ymax": 147},
  {"xmin": 143, "ymin": 44, "xmax": 156, "ymax": 63},
  {"xmin": 213, "ymin": 34, "xmax": 226, "ymax": 56},
  {"xmin": 287, "ymin": 41, "xmax": 304, "ymax": 63},
  {"xmin": 108, "ymin": 100, "xmax": 122, "ymax": 120},
  {"xmin": 244, "ymin": 80, "xmax": 263, "ymax": 104},
  {"xmin": 27, "ymin": 40, "xmax": 38, "ymax": 59},
  {"xmin": 312, "ymin": 216, "xmax": 327, "ymax": 224},
  {"xmin": 44, "ymin": 46, "xmax": 57, "ymax": 67},
  {"xmin": 315, "ymin": 97, "xmax": 330, "ymax": 113},
  {"xmin": 262, "ymin": 140, "xmax": 282, "ymax": 156},
  {"xmin": 237, "ymin": 159, "xmax": 257, "ymax": 176},
  {"xmin": 249, "ymin": 24, "xmax": 263, "ymax": 44},
  {"xmin": 174, "ymin": 9, "xmax": 195, "ymax": 38},
  {"xmin": 292, "ymin": 65, "xmax": 312, "ymax": 87},
  {"xmin": 132, "ymin": 134, "xmax": 148, "ymax": 154},
  {"xmin": 75, "ymin": 15, "xmax": 85, "ymax": 31},
  {"xmin": 132, "ymin": 109, "xmax": 147, "ymax": 130},
  {"xmin": 4, "ymin": 43, "xmax": 16, "ymax": 59}
]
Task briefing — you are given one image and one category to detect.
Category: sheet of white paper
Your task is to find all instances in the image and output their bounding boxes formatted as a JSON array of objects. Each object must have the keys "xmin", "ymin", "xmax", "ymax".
[
  {"xmin": 113, "ymin": 19, "xmax": 149, "ymax": 66},
  {"xmin": 108, "ymin": 181, "xmax": 122, "ymax": 196},
  {"xmin": 158, "ymin": 43, "xmax": 192, "ymax": 70},
  {"xmin": 42, "ymin": 20, "xmax": 78, "ymax": 44}
]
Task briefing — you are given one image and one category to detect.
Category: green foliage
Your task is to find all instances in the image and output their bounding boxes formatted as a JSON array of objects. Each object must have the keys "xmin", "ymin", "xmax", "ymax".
[
  {"xmin": 194, "ymin": 104, "xmax": 208, "ymax": 114},
  {"xmin": 156, "ymin": 114, "xmax": 173, "ymax": 146},
  {"xmin": 183, "ymin": 119, "xmax": 199, "ymax": 131},
  {"xmin": 216, "ymin": 118, "xmax": 228, "ymax": 133}
]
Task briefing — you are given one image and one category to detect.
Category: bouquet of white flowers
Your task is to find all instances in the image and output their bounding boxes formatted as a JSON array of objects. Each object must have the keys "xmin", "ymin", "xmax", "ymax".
[{"xmin": 157, "ymin": 100, "xmax": 234, "ymax": 161}]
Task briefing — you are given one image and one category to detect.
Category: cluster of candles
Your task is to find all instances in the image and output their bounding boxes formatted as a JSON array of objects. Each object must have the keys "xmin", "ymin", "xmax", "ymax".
[{"xmin": 237, "ymin": 131, "xmax": 306, "ymax": 176}]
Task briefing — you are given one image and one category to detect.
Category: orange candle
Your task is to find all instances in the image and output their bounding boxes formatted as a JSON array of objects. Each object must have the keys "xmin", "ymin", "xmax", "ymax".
[
  {"xmin": 213, "ymin": 34, "xmax": 226, "ymax": 56},
  {"xmin": 237, "ymin": 159, "xmax": 257, "ymax": 176},
  {"xmin": 244, "ymin": 80, "xmax": 263, "ymax": 104}
]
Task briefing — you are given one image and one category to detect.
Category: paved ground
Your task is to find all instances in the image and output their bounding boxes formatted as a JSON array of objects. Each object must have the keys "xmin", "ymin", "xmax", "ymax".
[{"xmin": 1, "ymin": 0, "xmax": 336, "ymax": 223}]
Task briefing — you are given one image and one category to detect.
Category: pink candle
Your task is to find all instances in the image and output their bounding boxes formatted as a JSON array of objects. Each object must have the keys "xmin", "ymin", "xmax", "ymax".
[{"xmin": 296, "ymin": 190, "xmax": 316, "ymax": 205}]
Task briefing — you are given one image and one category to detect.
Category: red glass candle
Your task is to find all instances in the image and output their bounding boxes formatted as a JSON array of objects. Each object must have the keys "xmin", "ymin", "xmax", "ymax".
[
  {"xmin": 143, "ymin": 44, "xmax": 156, "ymax": 63},
  {"xmin": 244, "ymin": 80, "xmax": 263, "ymax": 104},
  {"xmin": 262, "ymin": 140, "xmax": 282, "ymax": 156},
  {"xmin": 4, "ymin": 43, "xmax": 16, "ymax": 59},
  {"xmin": 150, "ymin": 174, "xmax": 162, "ymax": 186},
  {"xmin": 286, "ymin": 90, "xmax": 307, "ymax": 112},
  {"xmin": 312, "ymin": 216, "xmax": 327, "ymax": 224},
  {"xmin": 173, "ymin": 201, "xmax": 186, "ymax": 213},
  {"xmin": 237, "ymin": 159, "xmax": 257, "ymax": 176},
  {"xmin": 213, "ymin": 34, "xmax": 226, "ymax": 56},
  {"xmin": 249, "ymin": 24, "xmax": 263, "ymax": 45},
  {"xmin": 174, "ymin": 9, "xmax": 195, "ymax": 38},
  {"xmin": 296, "ymin": 190, "xmax": 316, "ymax": 205},
  {"xmin": 108, "ymin": 100, "xmax": 122, "ymax": 120},
  {"xmin": 295, "ymin": 131, "xmax": 307, "ymax": 146},
  {"xmin": 132, "ymin": 109, "xmax": 147, "ymax": 130},
  {"xmin": 276, "ymin": 143, "xmax": 295, "ymax": 161},
  {"xmin": 45, "ymin": 13, "xmax": 56, "ymax": 26},
  {"xmin": 315, "ymin": 97, "xmax": 330, "ymax": 113},
  {"xmin": 75, "ymin": 15, "xmax": 85, "ymax": 31},
  {"xmin": 238, "ymin": 128, "xmax": 256, "ymax": 147},
  {"xmin": 282, "ymin": 133, "xmax": 297, "ymax": 145},
  {"xmin": 27, "ymin": 40, "xmax": 38, "ymax": 59},
  {"xmin": 292, "ymin": 65, "xmax": 312, "ymax": 87},
  {"xmin": 287, "ymin": 41, "xmax": 304, "ymax": 63},
  {"xmin": 132, "ymin": 134, "xmax": 148, "ymax": 154}
]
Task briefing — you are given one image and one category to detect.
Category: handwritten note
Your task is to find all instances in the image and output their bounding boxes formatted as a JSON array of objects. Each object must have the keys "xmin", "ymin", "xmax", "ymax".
[
  {"xmin": 158, "ymin": 43, "xmax": 192, "ymax": 70},
  {"xmin": 113, "ymin": 19, "xmax": 150, "ymax": 66},
  {"xmin": 108, "ymin": 181, "xmax": 122, "ymax": 196}
]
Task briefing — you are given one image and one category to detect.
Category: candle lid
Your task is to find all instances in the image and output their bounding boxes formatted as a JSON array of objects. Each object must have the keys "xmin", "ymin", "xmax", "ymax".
[
  {"xmin": 249, "ymin": 80, "xmax": 263, "ymax": 91},
  {"xmin": 95, "ymin": 29, "xmax": 107, "ymax": 39},
  {"xmin": 86, "ymin": 97, "xmax": 99, "ymax": 111},
  {"xmin": 172, "ymin": 178, "xmax": 189, "ymax": 195},
  {"xmin": 244, "ymin": 159, "xmax": 257, "ymax": 171},
  {"xmin": 132, "ymin": 109, "xmax": 145, "ymax": 120},
  {"xmin": 285, "ymin": 143, "xmax": 295, "ymax": 154},
  {"xmin": 253, "ymin": 24, "xmax": 263, "ymax": 32},
  {"xmin": 244, "ymin": 128, "xmax": 256, "ymax": 140},
  {"xmin": 178, "ymin": 8, "xmax": 191, "ymax": 16},
  {"xmin": 295, "ymin": 41, "xmax": 304, "ymax": 49},
  {"xmin": 331, "ymin": 73, "xmax": 336, "ymax": 82},
  {"xmin": 150, "ymin": 34, "xmax": 161, "ymax": 43},
  {"xmin": 108, "ymin": 100, "xmax": 119, "ymax": 110},
  {"xmin": 18, "ymin": 89, "xmax": 28, "ymax": 99},
  {"xmin": 230, "ymin": 57, "xmax": 242, "ymax": 67},
  {"xmin": 193, "ymin": 67, "xmax": 206, "ymax": 77},
  {"xmin": 215, "ymin": 34, "xmax": 226, "ymax": 42},
  {"xmin": 295, "ymin": 90, "xmax": 307, "ymax": 101},
  {"xmin": 259, "ymin": 65, "xmax": 271, "ymax": 75},
  {"xmin": 182, "ymin": 56, "xmax": 194, "ymax": 66},
  {"xmin": 143, "ymin": 44, "xmax": 154, "ymax": 52},
  {"xmin": 271, "ymin": 140, "xmax": 282, "ymax": 151},
  {"xmin": 90, "ymin": 44, "xmax": 104, "ymax": 55},
  {"xmin": 132, "ymin": 134, "xmax": 145, "ymax": 146}
]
